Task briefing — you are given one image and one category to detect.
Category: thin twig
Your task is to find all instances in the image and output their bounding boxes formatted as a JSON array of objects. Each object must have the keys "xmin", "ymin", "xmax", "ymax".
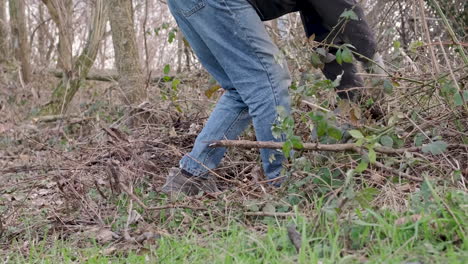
[
  {"xmin": 427, "ymin": 0, "xmax": 468, "ymax": 65},
  {"xmin": 373, "ymin": 161, "xmax": 422, "ymax": 182},
  {"xmin": 417, "ymin": 0, "xmax": 440, "ymax": 75}
]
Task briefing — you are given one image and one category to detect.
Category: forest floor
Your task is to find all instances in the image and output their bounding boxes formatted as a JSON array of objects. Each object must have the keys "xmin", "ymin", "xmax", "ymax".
[{"xmin": 0, "ymin": 68, "xmax": 467, "ymax": 263}]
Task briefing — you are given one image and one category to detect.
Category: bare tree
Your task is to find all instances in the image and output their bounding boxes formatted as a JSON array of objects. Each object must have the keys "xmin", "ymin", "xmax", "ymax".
[
  {"xmin": 39, "ymin": 0, "xmax": 108, "ymax": 115},
  {"xmin": 108, "ymin": 0, "xmax": 145, "ymax": 105},
  {"xmin": 41, "ymin": 0, "xmax": 73, "ymax": 72},
  {"xmin": 0, "ymin": 0, "xmax": 9, "ymax": 63},
  {"xmin": 9, "ymin": 0, "xmax": 32, "ymax": 83}
]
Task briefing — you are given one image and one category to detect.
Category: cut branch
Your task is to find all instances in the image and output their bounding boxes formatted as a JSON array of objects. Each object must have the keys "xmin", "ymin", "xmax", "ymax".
[
  {"xmin": 209, "ymin": 140, "xmax": 466, "ymax": 155},
  {"xmin": 210, "ymin": 140, "xmax": 360, "ymax": 152}
]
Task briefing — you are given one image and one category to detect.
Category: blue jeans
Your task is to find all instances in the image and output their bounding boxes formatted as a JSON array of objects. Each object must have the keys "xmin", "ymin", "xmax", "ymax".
[{"xmin": 168, "ymin": 0, "xmax": 292, "ymax": 180}]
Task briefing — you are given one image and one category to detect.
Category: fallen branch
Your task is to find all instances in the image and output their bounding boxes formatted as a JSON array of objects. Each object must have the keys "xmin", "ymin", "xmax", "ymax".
[
  {"xmin": 210, "ymin": 140, "xmax": 359, "ymax": 152},
  {"xmin": 32, "ymin": 114, "xmax": 92, "ymax": 124},
  {"xmin": 209, "ymin": 140, "xmax": 467, "ymax": 155}
]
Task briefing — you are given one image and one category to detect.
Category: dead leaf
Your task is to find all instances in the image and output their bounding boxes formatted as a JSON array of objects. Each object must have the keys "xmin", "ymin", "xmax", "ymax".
[
  {"xmin": 0, "ymin": 123, "xmax": 13, "ymax": 133},
  {"xmin": 37, "ymin": 188, "xmax": 53, "ymax": 196},
  {"xmin": 96, "ymin": 228, "xmax": 118, "ymax": 243},
  {"xmin": 84, "ymin": 227, "xmax": 118, "ymax": 244},
  {"xmin": 169, "ymin": 127, "xmax": 177, "ymax": 137},
  {"xmin": 128, "ymin": 210, "xmax": 142, "ymax": 226},
  {"xmin": 204, "ymin": 85, "xmax": 221, "ymax": 99},
  {"xmin": 188, "ymin": 123, "xmax": 201, "ymax": 135},
  {"xmin": 263, "ymin": 203, "xmax": 276, "ymax": 214},
  {"xmin": 19, "ymin": 154, "xmax": 30, "ymax": 162},
  {"xmin": 287, "ymin": 225, "xmax": 302, "ymax": 253},
  {"xmin": 136, "ymin": 232, "xmax": 161, "ymax": 243},
  {"xmin": 31, "ymin": 197, "xmax": 47, "ymax": 207},
  {"xmin": 396, "ymin": 184, "xmax": 412, "ymax": 192},
  {"xmin": 370, "ymin": 173, "xmax": 385, "ymax": 184},
  {"xmin": 100, "ymin": 246, "xmax": 117, "ymax": 256},
  {"xmin": 250, "ymin": 166, "xmax": 264, "ymax": 183}
]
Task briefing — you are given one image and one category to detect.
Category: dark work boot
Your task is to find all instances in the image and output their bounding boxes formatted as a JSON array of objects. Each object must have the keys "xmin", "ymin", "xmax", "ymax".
[{"xmin": 161, "ymin": 168, "xmax": 219, "ymax": 196}]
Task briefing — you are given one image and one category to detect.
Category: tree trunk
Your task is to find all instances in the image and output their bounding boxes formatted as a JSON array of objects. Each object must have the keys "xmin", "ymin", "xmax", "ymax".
[
  {"xmin": 108, "ymin": 0, "xmax": 145, "ymax": 105},
  {"xmin": 9, "ymin": 0, "xmax": 32, "ymax": 83},
  {"xmin": 37, "ymin": 4, "xmax": 46, "ymax": 65},
  {"xmin": 39, "ymin": 0, "xmax": 108, "ymax": 115},
  {"xmin": 41, "ymin": 0, "xmax": 73, "ymax": 72},
  {"xmin": 0, "ymin": 0, "xmax": 9, "ymax": 63}
]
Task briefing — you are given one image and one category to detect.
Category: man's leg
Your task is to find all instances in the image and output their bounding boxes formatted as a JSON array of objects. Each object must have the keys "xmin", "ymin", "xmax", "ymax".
[
  {"xmin": 166, "ymin": 2, "xmax": 252, "ymax": 179},
  {"xmin": 168, "ymin": 0, "xmax": 291, "ymax": 180}
]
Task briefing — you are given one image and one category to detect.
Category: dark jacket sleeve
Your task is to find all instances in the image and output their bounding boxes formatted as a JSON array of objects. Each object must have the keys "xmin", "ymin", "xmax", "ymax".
[
  {"xmin": 299, "ymin": 0, "xmax": 377, "ymax": 59},
  {"xmin": 248, "ymin": 0, "xmax": 377, "ymax": 60},
  {"xmin": 247, "ymin": 0, "xmax": 298, "ymax": 21}
]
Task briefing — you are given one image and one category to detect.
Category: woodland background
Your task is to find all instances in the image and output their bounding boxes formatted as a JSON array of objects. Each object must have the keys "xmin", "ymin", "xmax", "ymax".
[{"xmin": 0, "ymin": 0, "xmax": 467, "ymax": 263}]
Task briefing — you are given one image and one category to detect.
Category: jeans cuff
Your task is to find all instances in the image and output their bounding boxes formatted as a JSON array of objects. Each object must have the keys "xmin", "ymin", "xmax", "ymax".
[{"xmin": 179, "ymin": 156, "xmax": 209, "ymax": 178}]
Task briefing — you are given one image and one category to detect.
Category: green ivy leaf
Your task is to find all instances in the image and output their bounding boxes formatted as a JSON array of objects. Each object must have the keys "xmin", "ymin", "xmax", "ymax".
[
  {"xmin": 348, "ymin": 130, "xmax": 364, "ymax": 139},
  {"xmin": 244, "ymin": 200, "xmax": 260, "ymax": 212},
  {"xmin": 168, "ymin": 31, "xmax": 176, "ymax": 43},
  {"xmin": 336, "ymin": 49, "xmax": 343, "ymax": 65},
  {"xmin": 316, "ymin": 47, "xmax": 328, "ymax": 57},
  {"xmin": 283, "ymin": 141, "xmax": 292, "ymax": 158},
  {"xmin": 290, "ymin": 136, "xmax": 304, "ymax": 149},
  {"xmin": 409, "ymin": 40, "xmax": 424, "ymax": 52},
  {"xmin": 263, "ymin": 203, "xmax": 276, "ymax": 214},
  {"xmin": 441, "ymin": 82, "xmax": 456, "ymax": 96},
  {"xmin": 380, "ymin": 135, "xmax": 394, "ymax": 148},
  {"xmin": 414, "ymin": 133, "xmax": 425, "ymax": 147},
  {"xmin": 271, "ymin": 126, "xmax": 282, "ymax": 140},
  {"xmin": 328, "ymin": 126, "xmax": 343, "ymax": 141},
  {"xmin": 317, "ymin": 119, "xmax": 328, "ymax": 138},
  {"xmin": 311, "ymin": 52, "xmax": 323, "ymax": 68},
  {"xmin": 454, "ymin": 92, "xmax": 464, "ymax": 106},
  {"xmin": 383, "ymin": 79, "xmax": 394, "ymax": 94},
  {"xmin": 163, "ymin": 64, "xmax": 171, "ymax": 75},
  {"xmin": 341, "ymin": 48, "xmax": 353, "ymax": 63},
  {"xmin": 355, "ymin": 161, "xmax": 368, "ymax": 173},
  {"xmin": 355, "ymin": 138, "xmax": 364, "ymax": 147},
  {"xmin": 368, "ymin": 148, "xmax": 377, "ymax": 164},
  {"xmin": 204, "ymin": 84, "xmax": 221, "ymax": 99},
  {"xmin": 355, "ymin": 188, "xmax": 380, "ymax": 208},
  {"xmin": 422, "ymin": 141, "xmax": 448, "ymax": 155},
  {"xmin": 340, "ymin": 9, "xmax": 359, "ymax": 20},
  {"xmin": 172, "ymin": 79, "xmax": 181, "ymax": 91}
]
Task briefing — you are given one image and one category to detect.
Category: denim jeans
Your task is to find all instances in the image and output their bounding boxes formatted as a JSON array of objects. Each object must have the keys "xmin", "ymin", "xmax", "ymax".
[{"xmin": 167, "ymin": 0, "xmax": 291, "ymax": 180}]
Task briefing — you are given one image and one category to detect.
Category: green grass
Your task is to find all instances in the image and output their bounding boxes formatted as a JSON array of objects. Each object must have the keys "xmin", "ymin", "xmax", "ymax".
[{"xmin": 3, "ymin": 185, "xmax": 466, "ymax": 264}]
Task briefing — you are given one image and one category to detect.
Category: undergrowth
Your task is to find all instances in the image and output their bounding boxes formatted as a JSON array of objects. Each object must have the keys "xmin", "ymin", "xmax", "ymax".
[{"xmin": 2, "ymin": 184, "xmax": 466, "ymax": 263}]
